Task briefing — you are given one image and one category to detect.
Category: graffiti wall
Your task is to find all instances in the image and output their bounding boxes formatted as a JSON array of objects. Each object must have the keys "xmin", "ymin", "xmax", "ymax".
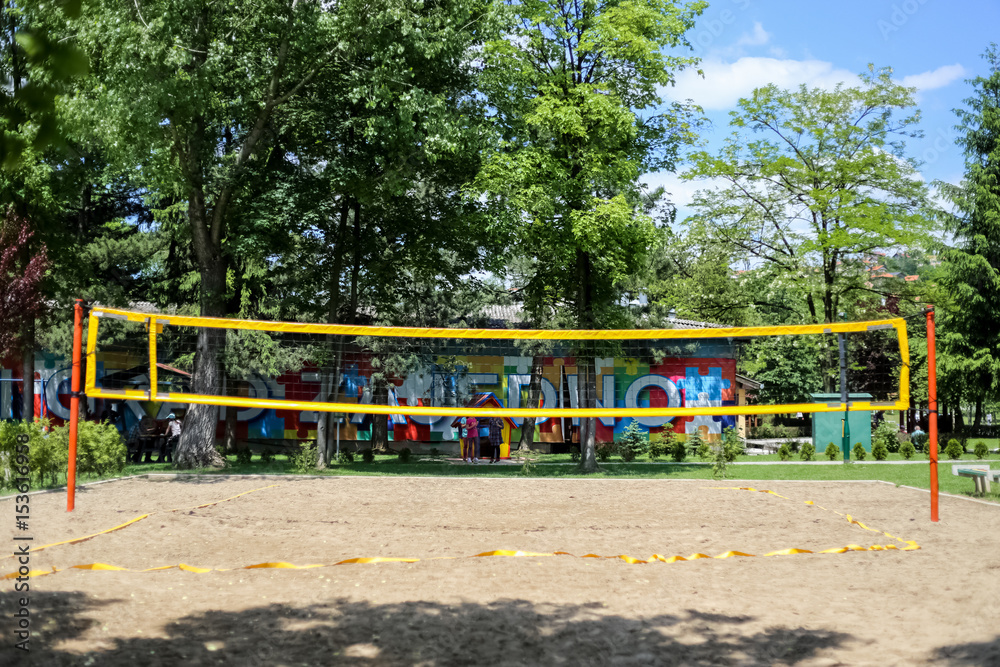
[{"xmin": 2, "ymin": 350, "xmax": 738, "ymax": 443}]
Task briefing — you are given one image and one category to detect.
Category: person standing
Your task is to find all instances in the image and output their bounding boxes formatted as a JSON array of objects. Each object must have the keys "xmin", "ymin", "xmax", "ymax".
[
  {"xmin": 487, "ymin": 416, "xmax": 503, "ymax": 463},
  {"xmin": 464, "ymin": 416, "xmax": 479, "ymax": 463},
  {"xmin": 161, "ymin": 413, "xmax": 182, "ymax": 463}
]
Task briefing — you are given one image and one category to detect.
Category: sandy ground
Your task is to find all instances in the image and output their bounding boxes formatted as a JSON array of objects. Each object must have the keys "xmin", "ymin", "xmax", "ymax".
[{"xmin": 2, "ymin": 475, "xmax": 999, "ymax": 666}]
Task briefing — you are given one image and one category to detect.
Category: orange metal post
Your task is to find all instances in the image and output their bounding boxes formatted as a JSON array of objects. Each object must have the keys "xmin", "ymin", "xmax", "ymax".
[
  {"xmin": 926, "ymin": 307, "xmax": 938, "ymax": 522},
  {"xmin": 67, "ymin": 299, "xmax": 84, "ymax": 512}
]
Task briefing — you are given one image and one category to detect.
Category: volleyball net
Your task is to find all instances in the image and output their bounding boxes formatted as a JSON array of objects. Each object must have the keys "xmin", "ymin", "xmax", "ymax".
[{"xmin": 83, "ymin": 306, "xmax": 910, "ymax": 423}]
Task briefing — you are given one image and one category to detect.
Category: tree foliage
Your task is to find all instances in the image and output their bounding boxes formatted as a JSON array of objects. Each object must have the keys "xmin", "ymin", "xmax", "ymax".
[
  {"xmin": 937, "ymin": 44, "xmax": 1000, "ymax": 420},
  {"xmin": 683, "ymin": 67, "xmax": 936, "ymax": 326}
]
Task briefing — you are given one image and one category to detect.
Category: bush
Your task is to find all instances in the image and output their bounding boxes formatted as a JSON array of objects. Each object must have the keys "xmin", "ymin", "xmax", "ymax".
[
  {"xmin": 799, "ymin": 442, "xmax": 815, "ymax": 461},
  {"xmin": 0, "ymin": 419, "xmax": 55, "ymax": 488},
  {"xmin": 361, "ymin": 448, "xmax": 375, "ymax": 463},
  {"xmin": 260, "ymin": 450, "xmax": 274, "ymax": 464},
  {"xmin": 669, "ymin": 435, "xmax": 687, "ymax": 463},
  {"xmin": 911, "ymin": 432, "xmax": 929, "ymax": 453},
  {"xmin": 873, "ymin": 421, "xmax": 900, "ymax": 454},
  {"xmin": 721, "ymin": 427, "xmax": 743, "ymax": 462},
  {"xmin": 852, "ymin": 442, "xmax": 867, "ymax": 461},
  {"xmin": 648, "ymin": 432, "xmax": 668, "ymax": 460},
  {"xmin": 596, "ymin": 441, "xmax": 614, "ymax": 462},
  {"xmin": 337, "ymin": 450, "xmax": 354, "ymax": 464},
  {"xmin": 871, "ymin": 440, "xmax": 889, "ymax": 461},
  {"xmin": 235, "ymin": 447, "xmax": 253, "ymax": 465},
  {"xmin": 291, "ymin": 442, "xmax": 318, "ymax": 473},
  {"xmin": 899, "ymin": 441, "xmax": 916, "ymax": 460},
  {"xmin": 777, "ymin": 443, "xmax": 792, "ymax": 461},
  {"xmin": 397, "ymin": 447, "xmax": 412, "ymax": 463},
  {"xmin": 973, "ymin": 441, "xmax": 989, "ymax": 459},
  {"xmin": 686, "ymin": 431, "xmax": 703, "ymax": 459},
  {"xmin": 570, "ymin": 446, "xmax": 580, "ymax": 462},
  {"xmin": 617, "ymin": 420, "xmax": 648, "ymax": 462},
  {"xmin": 945, "ymin": 439, "xmax": 964, "ymax": 460},
  {"xmin": 429, "ymin": 447, "xmax": 441, "ymax": 458},
  {"xmin": 697, "ymin": 441, "xmax": 712, "ymax": 459},
  {"xmin": 824, "ymin": 442, "xmax": 840, "ymax": 461},
  {"xmin": 69, "ymin": 420, "xmax": 127, "ymax": 477}
]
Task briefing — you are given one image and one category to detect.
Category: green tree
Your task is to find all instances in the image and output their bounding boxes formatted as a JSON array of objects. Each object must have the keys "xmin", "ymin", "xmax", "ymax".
[
  {"xmin": 479, "ymin": 0, "xmax": 705, "ymax": 472},
  {"xmin": 937, "ymin": 45, "xmax": 1000, "ymax": 425},
  {"xmin": 52, "ymin": 0, "xmax": 339, "ymax": 467},
  {"xmin": 683, "ymin": 67, "xmax": 936, "ymax": 386}
]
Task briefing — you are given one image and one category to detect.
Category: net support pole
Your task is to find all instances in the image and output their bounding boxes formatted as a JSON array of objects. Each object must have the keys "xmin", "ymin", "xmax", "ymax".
[
  {"xmin": 926, "ymin": 307, "xmax": 939, "ymax": 522},
  {"xmin": 67, "ymin": 299, "xmax": 84, "ymax": 512},
  {"xmin": 838, "ymin": 333, "xmax": 850, "ymax": 462}
]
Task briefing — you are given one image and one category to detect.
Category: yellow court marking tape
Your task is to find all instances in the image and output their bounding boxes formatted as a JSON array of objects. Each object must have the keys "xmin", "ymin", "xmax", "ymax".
[
  {"xmin": 2, "ymin": 541, "xmax": 917, "ymax": 579},
  {"xmin": 0, "ymin": 514, "xmax": 151, "ymax": 560},
  {"xmin": 709, "ymin": 486, "xmax": 921, "ymax": 551},
  {"xmin": 3, "ymin": 485, "xmax": 280, "ymax": 560}
]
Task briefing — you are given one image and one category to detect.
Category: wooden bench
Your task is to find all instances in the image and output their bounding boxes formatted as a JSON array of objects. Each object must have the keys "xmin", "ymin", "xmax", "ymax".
[{"xmin": 952, "ymin": 464, "xmax": 999, "ymax": 494}]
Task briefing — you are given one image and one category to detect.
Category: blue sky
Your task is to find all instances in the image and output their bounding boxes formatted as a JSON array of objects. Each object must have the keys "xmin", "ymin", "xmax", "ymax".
[{"xmin": 649, "ymin": 0, "xmax": 1000, "ymax": 220}]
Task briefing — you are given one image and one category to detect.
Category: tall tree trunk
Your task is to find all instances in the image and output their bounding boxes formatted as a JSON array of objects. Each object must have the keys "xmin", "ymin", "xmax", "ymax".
[
  {"xmin": 576, "ymin": 249, "xmax": 598, "ymax": 472},
  {"xmin": 317, "ymin": 198, "xmax": 353, "ymax": 467},
  {"xmin": 577, "ymin": 355, "xmax": 597, "ymax": 472},
  {"xmin": 20, "ymin": 317, "xmax": 34, "ymax": 423},
  {"xmin": 370, "ymin": 380, "xmax": 389, "ymax": 452},
  {"xmin": 175, "ymin": 193, "xmax": 227, "ymax": 469},
  {"xmin": 518, "ymin": 355, "xmax": 544, "ymax": 451},
  {"xmin": 973, "ymin": 399, "xmax": 982, "ymax": 428}
]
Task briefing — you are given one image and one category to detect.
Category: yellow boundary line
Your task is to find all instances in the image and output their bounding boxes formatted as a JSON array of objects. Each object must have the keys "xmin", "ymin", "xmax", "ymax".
[
  {"xmin": 2, "ymin": 485, "xmax": 280, "ymax": 560},
  {"xmin": 86, "ymin": 307, "xmax": 910, "ymax": 417},
  {"xmin": 3, "ymin": 486, "xmax": 918, "ymax": 578}
]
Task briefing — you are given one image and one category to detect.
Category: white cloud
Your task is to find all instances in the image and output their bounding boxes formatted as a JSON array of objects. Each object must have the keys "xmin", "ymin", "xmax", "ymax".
[
  {"xmin": 666, "ymin": 57, "xmax": 857, "ymax": 110},
  {"xmin": 900, "ymin": 64, "xmax": 966, "ymax": 91},
  {"xmin": 735, "ymin": 22, "xmax": 770, "ymax": 48}
]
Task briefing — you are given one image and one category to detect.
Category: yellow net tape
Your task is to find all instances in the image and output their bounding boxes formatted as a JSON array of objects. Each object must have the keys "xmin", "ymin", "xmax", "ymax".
[
  {"xmin": 2, "ymin": 485, "xmax": 280, "ymax": 561},
  {"xmin": 85, "ymin": 306, "xmax": 911, "ymax": 418},
  {"xmin": 4, "ymin": 486, "xmax": 918, "ymax": 579}
]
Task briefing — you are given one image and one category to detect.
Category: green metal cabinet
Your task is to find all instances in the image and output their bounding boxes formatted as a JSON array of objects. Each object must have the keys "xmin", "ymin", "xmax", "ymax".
[{"xmin": 810, "ymin": 393, "xmax": 872, "ymax": 454}]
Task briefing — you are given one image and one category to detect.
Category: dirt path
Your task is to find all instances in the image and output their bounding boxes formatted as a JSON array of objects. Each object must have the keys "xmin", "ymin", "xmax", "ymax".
[{"xmin": 2, "ymin": 476, "xmax": 998, "ymax": 665}]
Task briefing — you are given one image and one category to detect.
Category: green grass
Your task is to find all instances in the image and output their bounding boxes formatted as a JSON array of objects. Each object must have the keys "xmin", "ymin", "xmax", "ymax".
[{"xmin": 6, "ymin": 449, "xmax": 999, "ymax": 504}]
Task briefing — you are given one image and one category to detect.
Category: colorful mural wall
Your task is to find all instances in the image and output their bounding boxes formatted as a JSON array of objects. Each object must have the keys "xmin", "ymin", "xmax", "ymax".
[{"xmin": 1, "ymin": 350, "xmax": 739, "ymax": 443}]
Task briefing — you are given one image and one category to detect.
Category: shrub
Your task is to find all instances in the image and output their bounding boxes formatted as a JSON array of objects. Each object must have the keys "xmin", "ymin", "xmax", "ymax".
[
  {"xmin": 824, "ymin": 442, "xmax": 840, "ymax": 461},
  {"xmin": 899, "ymin": 441, "xmax": 916, "ymax": 460},
  {"xmin": 291, "ymin": 442, "xmax": 318, "ymax": 473},
  {"xmin": 697, "ymin": 442, "xmax": 712, "ymax": 459},
  {"xmin": 686, "ymin": 431, "xmax": 704, "ymax": 459},
  {"xmin": 397, "ymin": 447, "xmax": 412, "ymax": 463},
  {"xmin": 0, "ymin": 419, "xmax": 54, "ymax": 489},
  {"xmin": 617, "ymin": 420, "xmax": 648, "ymax": 462},
  {"xmin": 871, "ymin": 440, "xmax": 889, "ymax": 461},
  {"xmin": 260, "ymin": 450, "xmax": 274, "ymax": 464},
  {"xmin": 945, "ymin": 439, "xmax": 963, "ymax": 460},
  {"xmin": 73, "ymin": 420, "xmax": 126, "ymax": 477},
  {"xmin": 669, "ymin": 435, "xmax": 687, "ymax": 463},
  {"xmin": 911, "ymin": 432, "xmax": 929, "ymax": 453},
  {"xmin": 852, "ymin": 442, "xmax": 867, "ymax": 461},
  {"xmin": 337, "ymin": 450, "xmax": 354, "ymax": 464},
  {"xmin": 235, "ymin": 447, "xmax": 253, "ymax": 465},
  {"xmin": 973, "ymin": 441, "xmax": 989, "ymax": 459},
  {"xmin": 429, "ymin": 447, "xmax": 441, "ymax": 458},
  {"xmin": 570, "ymin": 446, "xmax": 580, "ymax": 462},
  {"xmin": 799, "ymin": 442, "xmax": 815, "ymax": 461},
  {"xmin": 721, "ymin": 427, "xmax": 744, "ymax": 462},
  {"xmin": 595, "ymin": 441, "xmax": 614, "ymax": 462},
  {"xmin": 873, "ymin": 421, "xmax": 900, "ymax": 454},
  {"xmin": 648, "ymin": 432, "xmax": 668, "ymax": 460},
  {"xmin": 777, "ymin": 443, "xmax": 792, "ymax": 461},
  {"xmin": 361, "ymin": 448, "xmax": 375, "ymax": 463}
]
